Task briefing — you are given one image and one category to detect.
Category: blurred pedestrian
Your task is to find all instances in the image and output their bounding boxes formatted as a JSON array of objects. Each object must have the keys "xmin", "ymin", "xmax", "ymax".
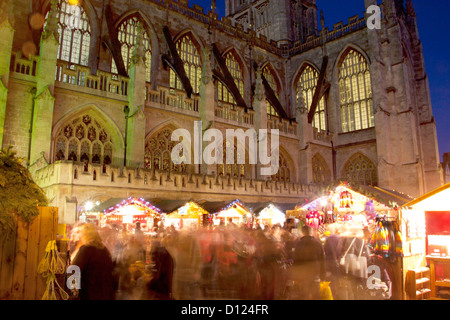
[
  {"xmin": 71, "ymin": 223, "xmax": 116, "ymax": 300},
  {"xmin": 291, "ymin": 225, "xmax": 325, "ymax": 300}
]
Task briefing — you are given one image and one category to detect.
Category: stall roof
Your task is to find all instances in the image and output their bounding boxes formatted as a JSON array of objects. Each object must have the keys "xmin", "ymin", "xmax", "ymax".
[
  {"xmin": 357, "ymin": 185, "xmax": 414, "ymax": 207},
  {"xmin": 103, "ymin": 197, "xmax": 162, "ymax": 215},
  {"xmin": 91, "ymin": 198, "xmax": 126, "ymax": 213},
  {"xmin": 201, "ymin": 200, "xmax": 251, "ymax": 215},
  {"xmin": 303, "ymin": 184, "xmax": 408, "ymax": 212},
  {"xmin": 151, "ymin": 200, "xmax": 192, "ymax": 214},
  {"xmin": 250, "ymin": 202, "xmax": 298, "ymax": 215},
  {"xmin": 403, "ymin": 182, "xmax": 450, "ymax": 209}
]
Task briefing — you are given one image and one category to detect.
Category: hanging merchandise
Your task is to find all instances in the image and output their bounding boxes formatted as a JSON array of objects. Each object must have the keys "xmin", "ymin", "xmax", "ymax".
[
  {"xmin": 369, "ymin": 217, "xmax": 403, "ymax": 262},
  {"xmin": 37, "ymin": 240, "xmax": 69, "ymax": 300},
  {"xmin": 306, "ymin": 211, "xmax": 323, "ymax": 229},
  {"xmin": 340, "ymin": 190, "xmax": 353, "ymax": 209}
]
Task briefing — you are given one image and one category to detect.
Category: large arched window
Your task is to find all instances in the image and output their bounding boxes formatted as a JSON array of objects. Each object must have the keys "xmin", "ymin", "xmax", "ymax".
[
  {"xmin": 170, "ymin": 34, "xmax": 202, "ymax": 94},
  {"xmin": 263, "ymin": 65, "xmax": 280, "ymax": 117},
  {"xmin": 112, "ymin": 16, "xmax": 152, "ymax": 82},
  {"xmin": 47, "ymin": 0, "xmax": 91, "ymax": 66},
  {"xmin": 54, "ymin": 114, "xmax": 114, "ymax": 167},
  {"xmin": 272, "ymin": 154, "xmax": 292, "ymax": 183},
  {"xmin": 339, "ymin": 49, "xmax": 373, "ymax": 133},
  {"xmin": 144, "ymin": 128, "xmax": 187, "ymax": 174},
  {"xmin": 312, "ymin": 153, "xmax": 331, "ymax": 184},
  {"xmin": 296, "ymin": 65, "xmax": 326, "ymax": 132},
  {"xmin": 218, "ymin": 51, "xmax": 244, "ymax": 105},
  {"xmin": 342, "ymin": 153, "xmax": 378, "ymax": 186},
  {"xmin": 217, "ymin": 140, "xmax": 246, "ymax": 179}
]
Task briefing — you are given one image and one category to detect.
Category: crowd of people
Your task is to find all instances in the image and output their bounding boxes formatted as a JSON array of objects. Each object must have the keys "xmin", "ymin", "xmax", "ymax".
[{"xmin": 66, "ymin": 217, "xmax": 394, "ymax": 300}]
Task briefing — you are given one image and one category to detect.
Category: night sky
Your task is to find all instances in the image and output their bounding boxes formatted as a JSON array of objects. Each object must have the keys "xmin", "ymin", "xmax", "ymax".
[{"xmin": 194, "ymin": 0, "xmax": 450, "ymax": 162}]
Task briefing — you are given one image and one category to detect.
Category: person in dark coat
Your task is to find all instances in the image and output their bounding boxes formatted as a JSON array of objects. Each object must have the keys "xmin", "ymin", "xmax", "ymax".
[
  {"xmin": 71, "ymin": 223, "xmax": 116, "ymax": 300},
  {"xmin": 291, "ymin": 225, "xmax": 326, "ymax": 300}
]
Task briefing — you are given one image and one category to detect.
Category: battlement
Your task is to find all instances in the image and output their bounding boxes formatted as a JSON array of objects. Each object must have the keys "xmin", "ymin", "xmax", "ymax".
[{"xmin": 33, "ymin": 161, "xmax": 322, "ymax": 204}]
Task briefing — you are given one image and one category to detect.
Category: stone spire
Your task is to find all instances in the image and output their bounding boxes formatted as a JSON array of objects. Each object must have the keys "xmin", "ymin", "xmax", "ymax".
[
  {"xmin": 131, "ymin": 21, "xmax": 145, "ymax": 65},
  {"xmin": 42, "ymin": 0, "xmax": 60, "ymax": 42},
  {"xmin": 406, "ymin": 0, "xmax": 416, "ymax": 17},
  {"xmin": 0, "ymin": 0, "xmax": 14, "ymax": 27}
]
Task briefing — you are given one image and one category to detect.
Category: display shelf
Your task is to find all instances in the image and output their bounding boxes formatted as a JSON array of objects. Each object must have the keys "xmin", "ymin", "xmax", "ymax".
[
  {"xmin": 406, "ymin": 267, "xmax": 431, "ymax": 300},
  {"xmin": 427, "ymin": 256, "xmax": 450, "ymax": 300}
]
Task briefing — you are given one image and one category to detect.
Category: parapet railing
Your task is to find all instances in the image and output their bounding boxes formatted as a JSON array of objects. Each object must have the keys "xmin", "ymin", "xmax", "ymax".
[{"xmin": 55, "ymin": 60, "xmax": 130, "ymax": 97}]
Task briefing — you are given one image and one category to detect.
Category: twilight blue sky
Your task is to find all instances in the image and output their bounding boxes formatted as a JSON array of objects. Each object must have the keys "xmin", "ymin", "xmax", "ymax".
[{"xmin": 194, "ymin": 0, "xmax": 449, "ymax": 162}]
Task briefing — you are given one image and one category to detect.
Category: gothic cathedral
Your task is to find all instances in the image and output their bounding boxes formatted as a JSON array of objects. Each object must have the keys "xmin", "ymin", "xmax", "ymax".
[{"xmin": 0, "ymin": 0, "xmax": 443, "ymax": 224}]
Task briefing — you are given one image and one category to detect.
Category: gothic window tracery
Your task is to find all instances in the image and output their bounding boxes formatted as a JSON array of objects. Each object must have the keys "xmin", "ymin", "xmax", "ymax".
[
  {"xmin": 296, "ymin": 65, "xmax": 326, "ymax": 132},
  {"xmin": 263, "ymin": 65, "xmax": 280, "ymax": 117},
  {"xmin": 271, "ymin": 154, "xmax": 291, "ymax": 183},
  {"xmin": 54, "ymin": 114, "xmax": 114, "ymax": 167},
  {"xmin": 312, "ymin": 154, "xmax": 331, "ymax": 184},
  {"xmin": 339, "ymin": 49, "xmax": 374, "ymax": 133},
  {"xmin": 145, "ymin": 129, "xmax": 187, "ymax": 174},
  {"xmin": 218, "ymin": 51, "xmax": 244, "ymax": 105},
  {"xmin": 170, "ymin": 34, "xmax": 202, "ymax": 94},
  {"xmin": 343, "ymin": 153, "xmax": 377, "ymax": 186},
  {"xmin": 47, "ymin": 0, "xmax": 91, "ymax": 66},
  {"xmin": 111, "ymin": 16, "xmax": 152, "ymax": 82},
  {"xmin": 217, "ymin": 140, "xmax": 245, "ymax": 179}
]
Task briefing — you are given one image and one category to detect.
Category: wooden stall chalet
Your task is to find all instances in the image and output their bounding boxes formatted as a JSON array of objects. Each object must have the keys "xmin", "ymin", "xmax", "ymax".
[
  {"xmin": 210, "ymin": 200, "xmax": 252, "ymax": 227},
  {"xmin": 101, "ymin": 197, "xmax": 162, "ymax": 233},
  {"xmin": 402, "ymin": 183, "xmax": 450, "ymax": 300},
  {"xmin": 253, "ymin": 203, "xmax": 287, "ymax": 227},
  {"xmin": 164, "ymin": 201, "xmax": 209, "ymax": 230}
]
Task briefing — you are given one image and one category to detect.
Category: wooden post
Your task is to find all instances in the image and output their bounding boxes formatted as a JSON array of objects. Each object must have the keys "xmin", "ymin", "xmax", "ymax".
[
  {"xmin": 0, "ymin": 228, "xmax": 17, "ymax": 299},
  {"xmin": 10, "ymin": 220, "xmax": 29, "ymax": 299}
]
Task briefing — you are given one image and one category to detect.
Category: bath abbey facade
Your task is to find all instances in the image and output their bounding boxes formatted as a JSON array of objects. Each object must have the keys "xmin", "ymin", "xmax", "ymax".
[{"xmin": 0, "ymin": 0, "xmax": 443, "ymax": 224}]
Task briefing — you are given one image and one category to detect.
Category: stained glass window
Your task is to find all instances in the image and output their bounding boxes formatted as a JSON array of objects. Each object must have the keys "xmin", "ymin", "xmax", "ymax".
[
  {"xmin": 170, "ymin": 34, "xmax": 202, "ymax": 94},
  {"xmin": 312, "ymin": 154, "xmax": 331, "ymax": 184},
  {"xmin": 271, "ymin": 154, "xmax": 291, "ymax": 183},
  {"xmin": 54, "ymin": 115, "xmax": 113, "ymax": 167},
  {"xmin": 339, "ymin": 50, "xmax": 373, "ymax": 133},
  {"xmin": 145, "ymin": 129, "xmax": 187, "ymax": 174},
  {"xmin": 263, "ymin": 66, "xmax": 280, "ymax": 117},
  {"xmin": 296, "ymin": 65, "xmax": 326, "ymax": 132},
  {"xmin": 217, "ymin": 140, "xmax": 245, "ymax": 179},
  {"xmin": 47, "ymin": 0, "xmax": 91, "ymax": 66},
  {"xmin": 343, "ymin": 153, "xmax": 377, "ymax": 186},
  {"xmin": 218, "ymin": 51, "xmax": 244, "ymax": 105},
  {"xmin": 111, "ymin": 17, "xmax": 152, "ymax": 82}
]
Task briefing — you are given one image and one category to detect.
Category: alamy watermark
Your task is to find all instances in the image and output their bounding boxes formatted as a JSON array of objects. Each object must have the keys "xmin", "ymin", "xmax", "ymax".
[
  {"xmin": 170, "ymin": 121, "xmax": 280, "ymax": 176},
  {"xmin": 367, "ymin": 5, "xmax": 382, "ymax": 30}
]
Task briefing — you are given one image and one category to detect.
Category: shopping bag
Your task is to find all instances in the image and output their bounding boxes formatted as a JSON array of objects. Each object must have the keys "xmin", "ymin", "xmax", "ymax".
[
  {"xmin": 320, "ymin": 281, "xmax": 334, "ymax": 300},
  {"xmin": 340, "ymin": 238, "xmax": 356, "ymax": 268}
]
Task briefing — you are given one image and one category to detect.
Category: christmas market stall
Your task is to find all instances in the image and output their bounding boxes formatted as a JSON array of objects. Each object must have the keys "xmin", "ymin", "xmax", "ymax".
[
  {"xmin": 164, "ymin": 201, "xmax": 209, "ymax": 230},
  {"xmin": 100, "ymin": 197, "xmax": 162, "ymax": 233},
  {"xmin": 301, "ymin": 183, "xmax": 414, "ymax": 300},
  {"xmin": 401, "ymin": 183, "xmax": 450, "ymax": 300},
  {"xmin": 209, "ymin": 200, "xmax": 252, "ymax": 227},
  {"xmin": 253, "ymin": 203, "xmax": 287, "ymax": 228}
]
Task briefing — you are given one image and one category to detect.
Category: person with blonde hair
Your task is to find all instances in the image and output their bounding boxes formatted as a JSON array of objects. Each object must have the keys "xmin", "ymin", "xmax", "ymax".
[{"xmin": 71, "ymin": 223, "xmax": 116, "ymax": 300}]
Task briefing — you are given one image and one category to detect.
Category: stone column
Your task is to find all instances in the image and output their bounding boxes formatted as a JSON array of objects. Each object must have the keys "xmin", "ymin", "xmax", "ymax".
[
  {"xmin": 29, "ymin": 0, "xmax": 59, "ymax": 165},
  {"xmin": 253, "ymin": 67, "xmax": 267, "ymax": 180},
  {"xmin": 296, "ymin": 95, "xmax": 313, "ymax": 184},
  {"xmin": 0, "ymin": 0, "xmax": 14, "ymax": 148},
  {"xmin": 126, "ymin": 22, "xmax": 146, "ymax": 168},
  {"xmin": 199, "ymin": 44, "xmax": 216, "ymax": 175}
]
